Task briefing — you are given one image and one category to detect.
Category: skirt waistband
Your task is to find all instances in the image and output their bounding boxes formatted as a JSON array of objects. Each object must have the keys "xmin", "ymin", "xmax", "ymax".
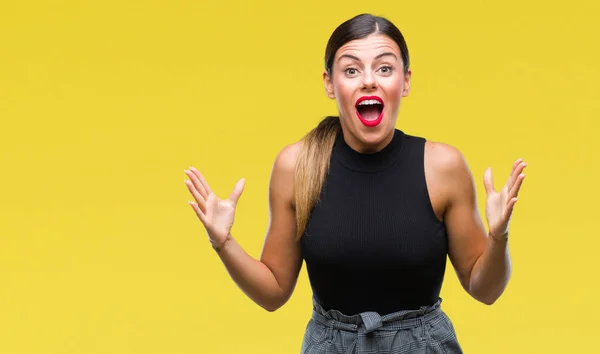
[{"xmin": 311, "ymin": 297, "xmax": 444, "ymax": 334}]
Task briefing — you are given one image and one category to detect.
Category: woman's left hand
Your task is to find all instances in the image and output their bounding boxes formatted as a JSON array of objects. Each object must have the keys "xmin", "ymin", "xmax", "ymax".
[{"xmin": 483, "ymin": 158, "xmax": 528, "ymax": 240}]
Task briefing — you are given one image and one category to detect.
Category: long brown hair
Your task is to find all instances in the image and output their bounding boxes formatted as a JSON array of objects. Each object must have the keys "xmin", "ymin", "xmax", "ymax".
[{"xmin": 294, "ymin": 14, "xmax": 410, "ymax": 240}]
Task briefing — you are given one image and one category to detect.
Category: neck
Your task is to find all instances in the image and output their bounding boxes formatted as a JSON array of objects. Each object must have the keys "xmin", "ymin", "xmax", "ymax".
[
  {"xmin": 340, "ymin": 127, "xmax": 396, "ymax": 154},
  {"xmin": 333, "ymin": 127, "xmax": 404, "ymax": 173}
]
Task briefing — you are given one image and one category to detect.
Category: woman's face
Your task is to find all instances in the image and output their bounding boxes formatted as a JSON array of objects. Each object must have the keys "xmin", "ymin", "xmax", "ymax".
[{"xmin": 324, "ymin": 33, "xmax": 411, "ymax": 153}]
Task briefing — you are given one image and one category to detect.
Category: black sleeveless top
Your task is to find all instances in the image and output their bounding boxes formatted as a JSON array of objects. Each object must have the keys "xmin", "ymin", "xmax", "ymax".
[{"xmin": 300, "ymin": 128, "xmax": 448, "ymax": 316}]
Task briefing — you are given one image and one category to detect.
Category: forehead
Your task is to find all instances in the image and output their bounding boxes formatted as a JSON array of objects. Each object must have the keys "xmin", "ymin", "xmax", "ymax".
[{"xmin": 336, "ymin": 33, "xmax": 401, "ymax": 60}]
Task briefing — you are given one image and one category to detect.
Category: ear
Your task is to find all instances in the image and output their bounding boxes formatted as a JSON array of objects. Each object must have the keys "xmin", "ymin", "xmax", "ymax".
[
  {"xmin": 402, "ymin": 69, "xmax": 412, "ymax": 97},
  {"xmin": 323, "ymin": 71, "xmax": 335, "ymax": 99}
]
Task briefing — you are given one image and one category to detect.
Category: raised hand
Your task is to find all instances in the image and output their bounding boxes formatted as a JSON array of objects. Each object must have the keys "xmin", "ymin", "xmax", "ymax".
[
  {"xmin": 483, "ymin": 158, "xmax": 528, "ymax": 240},
  {"xmin": 184, "ymin": 167, "xmax": 245, "ymax": 246}
]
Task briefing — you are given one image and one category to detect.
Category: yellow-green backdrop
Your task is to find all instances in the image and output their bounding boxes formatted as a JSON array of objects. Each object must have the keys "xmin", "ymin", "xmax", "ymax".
[{"xmin": 1, "ymin": 1, "xmax": 598, "ymax": 353}]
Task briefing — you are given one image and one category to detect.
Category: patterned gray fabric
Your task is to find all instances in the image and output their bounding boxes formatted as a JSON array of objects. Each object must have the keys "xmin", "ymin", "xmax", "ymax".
[{"xmin": 301, "ymin": 298, "xmax": 463, "ymax": 354}]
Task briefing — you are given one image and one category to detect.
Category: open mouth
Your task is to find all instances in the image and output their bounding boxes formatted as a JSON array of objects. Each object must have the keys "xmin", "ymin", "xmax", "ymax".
[{"xmin": 355, "ymin": 96, "xmax": 384, "ymax": 127}]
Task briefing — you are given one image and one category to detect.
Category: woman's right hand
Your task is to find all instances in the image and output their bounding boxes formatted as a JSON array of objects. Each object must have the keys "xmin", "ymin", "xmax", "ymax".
[{"xmin": 184, "ymin": 167, "xmax": 245, "ymax": 246}]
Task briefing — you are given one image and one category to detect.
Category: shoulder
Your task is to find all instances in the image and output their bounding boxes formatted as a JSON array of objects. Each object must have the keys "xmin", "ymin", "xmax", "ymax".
[
  {"xmin": 269, "ymin": 141, "xmax": 302, "ymax": 206},
  {"xmin": 273, "ymin": 141, "xmax": 302, "ymax": 174},
  {"xmin": 424, "ymin": 139, "xmax": 469, "ymax": 177},
  {"xmin": 424, "ymin": 140, "xmax": 475, "ymax": 209}
]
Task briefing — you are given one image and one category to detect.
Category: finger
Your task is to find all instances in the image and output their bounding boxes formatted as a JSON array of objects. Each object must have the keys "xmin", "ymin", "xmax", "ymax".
[
  {"xmin": 511, "ymin": 158, "xmax": 524, "ymax": 175},
  {"xmin": 228, "ymin": 178, "xmax": 246, "ymax": 204},
  {"xmin": 185, "ymin": 179, "xmax": 206, "ymax": 212},
  {"xmin": 507, "ymin": 161, "xmax": 528, "ymax": 189},
  {"xmin": 483, "ymin": 167, "xmax": 495, "ymax": 195},
  {"xmin": 189, "ymin": 167, "xmax": 213, "ymax": 195},
  {"xmin": 188, "ymin": 200, "xmax": 208, "ymax": 225},
  {"xmin": 504, "ymin": 197, "xmax": 518, "ymax": 219},
  {"xmin": 185, "ymin": 169, "xmax": 207, "ymax": 199},
  {"xmin": 508, "ymin": 173, "xmax": 526, "ymax": 199}
]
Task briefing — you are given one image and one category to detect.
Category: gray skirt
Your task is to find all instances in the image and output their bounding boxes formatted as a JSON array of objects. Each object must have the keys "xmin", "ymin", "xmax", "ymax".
[{"xmin": 301, "ymin": 298, "xmax": 463, "ymax": 354}]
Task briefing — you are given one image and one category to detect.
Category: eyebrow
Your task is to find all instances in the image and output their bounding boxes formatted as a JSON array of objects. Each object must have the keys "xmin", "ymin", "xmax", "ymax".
[{"xmin": 338, "ymin": 52, "xmax": 398, "ymax": 63}]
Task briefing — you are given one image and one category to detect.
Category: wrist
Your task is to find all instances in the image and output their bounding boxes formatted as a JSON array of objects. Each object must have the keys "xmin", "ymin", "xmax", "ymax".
[
  {"xmin": 210, "ymin": 233, "xmax": 232, "ymax": 253},
  {"xmin": 489, "ymin": 231, "xmax": 508, "ymax": 243}
]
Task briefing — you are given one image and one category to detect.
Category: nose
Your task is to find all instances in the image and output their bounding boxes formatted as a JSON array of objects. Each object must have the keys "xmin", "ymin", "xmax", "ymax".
[{"xmin": 361, "ymin": 71, "xmax": 377, "ymax": 91}]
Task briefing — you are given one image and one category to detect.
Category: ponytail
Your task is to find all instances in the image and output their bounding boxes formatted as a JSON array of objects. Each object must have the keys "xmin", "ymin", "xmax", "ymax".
[{"xmin": 294, "ymin": 116, "xmax": 341, "ymax": 240}]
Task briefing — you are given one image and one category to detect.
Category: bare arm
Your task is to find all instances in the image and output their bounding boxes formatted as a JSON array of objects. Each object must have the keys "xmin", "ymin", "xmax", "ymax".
[
  {"xmin": 185, "ymin": 143, "xmax": 303, "ymax": 312},
  {"xmin": 426, "ymin": 142, "xmax": 526, "ymax": 305}
]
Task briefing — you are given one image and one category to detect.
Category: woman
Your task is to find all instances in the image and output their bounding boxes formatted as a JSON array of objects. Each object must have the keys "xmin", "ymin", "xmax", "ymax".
[{"xmin": 184, "ymin": 13, "xmax": 527, "ymax": 354}]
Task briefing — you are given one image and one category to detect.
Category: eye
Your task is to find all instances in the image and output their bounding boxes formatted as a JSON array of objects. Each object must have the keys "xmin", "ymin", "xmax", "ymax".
[
  {"xmin": 344, "ymin": 68, "xmax": 359, "ymax": 76},
  {"xmin": 379, "ymin": 66, "xmax": 393, "ymax": 74}
]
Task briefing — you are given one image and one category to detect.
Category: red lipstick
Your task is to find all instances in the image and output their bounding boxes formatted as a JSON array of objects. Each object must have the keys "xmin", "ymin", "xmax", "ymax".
[{"xmin": 355, "ymin": 96, "xmax": 384, "ymax": 127}]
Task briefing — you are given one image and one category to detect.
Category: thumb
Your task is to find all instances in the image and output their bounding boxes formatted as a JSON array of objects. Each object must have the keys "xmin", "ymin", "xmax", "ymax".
[
  {"xmin": 228, "ymin": 178, "xmax": 246, "ymax": 204},
  {"xmin": 483, "ymin": 167, "xmax": 495, "ymax": 195}
]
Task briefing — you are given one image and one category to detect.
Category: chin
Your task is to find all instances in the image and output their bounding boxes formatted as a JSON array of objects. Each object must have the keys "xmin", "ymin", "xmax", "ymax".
[{"xmin": 355, "ymin": 124, "xmax": 394, "ymax": 150}]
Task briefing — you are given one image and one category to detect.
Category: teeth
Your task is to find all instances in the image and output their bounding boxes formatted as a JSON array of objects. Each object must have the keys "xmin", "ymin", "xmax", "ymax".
[{"xmin": 358, "ymin": 99, "xmax": 382, "ymax": 106}]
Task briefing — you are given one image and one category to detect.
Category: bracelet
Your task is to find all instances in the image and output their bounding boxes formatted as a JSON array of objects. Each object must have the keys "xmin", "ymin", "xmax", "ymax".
[{"xmin": 210, "ymin": 234, "xmax": 232, "ymax": 253}]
